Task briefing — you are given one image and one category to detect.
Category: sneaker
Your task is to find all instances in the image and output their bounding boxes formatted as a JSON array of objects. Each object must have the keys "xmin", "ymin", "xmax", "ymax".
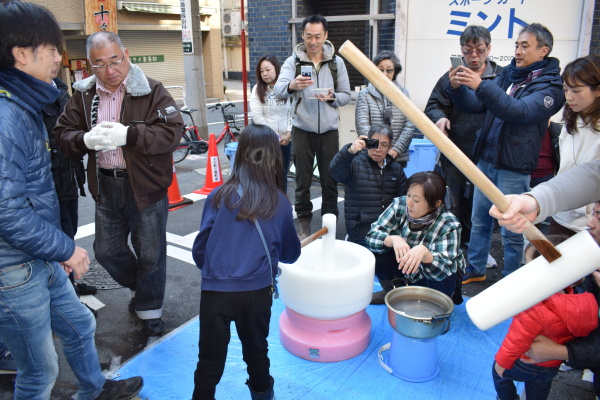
[
  {"xmin": 486, "ymin": 254, "xmax": 497, "ymax": 269},
  {"xmin": 462, "ymin": 267, "xmax": 486, "ymax": 285},
  {"xmin": 144, "ymin": 318, "xmax": 165, "ymax": 336},
  {"xmin": 0, "ymin": 349, "xmax": 17, "ymax": 375},
  {"xmin": 297, "ymin": 220, "xmax": 311, "ymax": 241},
  {"xmin": 95, "ymin": 376, "xmax": 143, "ymax": 400},
  {"xmin": 77, "ymin": 283, "xmax": 98, "ymax": 296}
]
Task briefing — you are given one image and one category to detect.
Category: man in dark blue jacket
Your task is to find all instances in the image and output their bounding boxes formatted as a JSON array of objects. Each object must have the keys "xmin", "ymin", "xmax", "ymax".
[
  {"xmin": 446, "ymin": 23, "xmax": 564, "ymax": 283},
  {"xmin": 0, "ymin": 2, "xmax": 142, "ymax": 399},
  {"xmin": 425, "ymin": 25, "xmax": 502, "ymax": 251},
  {"xmin": 330, "ymin": 124, "xmax": 407, "ymax": 303}
]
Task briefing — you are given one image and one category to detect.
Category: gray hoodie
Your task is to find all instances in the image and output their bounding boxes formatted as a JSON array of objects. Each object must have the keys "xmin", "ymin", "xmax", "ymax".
[{"xmin": 274, "ymin": 40, "xmax": 351, "ymax": 134}]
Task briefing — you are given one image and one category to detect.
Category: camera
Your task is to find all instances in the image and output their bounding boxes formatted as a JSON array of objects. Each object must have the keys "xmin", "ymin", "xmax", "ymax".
[{"xmin": 364, "ymin": 138, "xmax": 379, "ymax": 149}]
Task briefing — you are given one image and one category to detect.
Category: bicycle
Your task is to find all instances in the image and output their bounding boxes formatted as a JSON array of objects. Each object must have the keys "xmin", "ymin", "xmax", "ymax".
[
  {"xmin": 207, "ymin": 102, "xmax": 242, "ymax": 146},
  {"xmin": 173, "ymin": 103, "xmax": 243, "ymax": 164},
  {"xmin": 173, "ymin": 107, "xmax": 208, "ymax": 163}
]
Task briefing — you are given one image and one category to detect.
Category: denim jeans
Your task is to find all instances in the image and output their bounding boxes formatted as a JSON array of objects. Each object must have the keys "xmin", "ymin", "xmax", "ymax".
[
  {"xmin": 94, "ymin": 174, "xmax": 168, "ymax": 319},
  {"xmin": 0, "ymin": 260, "xmax": 105, "ymax": 400},
  {"xmin": 291, "ymin": 127, "xmax": 339, "ymax": 221},
  {"xmin": 193, "ymin": 287, "xmax": 273, "ymax": 399},
  {"xmin": 492, "ymin": 359, "xmax": 559, "ymax": 400},
  {"xmin": 468, "ymin": 160, "xmax": 530, "ymax": 276}
]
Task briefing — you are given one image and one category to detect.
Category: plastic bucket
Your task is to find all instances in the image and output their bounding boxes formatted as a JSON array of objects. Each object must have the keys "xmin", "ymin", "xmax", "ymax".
[
  {"xmin": 404, "ymin": 139, "xmax": 438, "ymax": 177},
  {"xmin": 225, "ymin": 142, "xmax": 239, "ymax": 170},
  {"xmin": 379, "ymin": 330, "xmax": 439, "ymax": 382}
]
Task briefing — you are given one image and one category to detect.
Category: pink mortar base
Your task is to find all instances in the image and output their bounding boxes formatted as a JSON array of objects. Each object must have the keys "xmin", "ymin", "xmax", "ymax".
[{"xmin": 279, "ymin": 307, "xmax": 371, "ymax": 363}]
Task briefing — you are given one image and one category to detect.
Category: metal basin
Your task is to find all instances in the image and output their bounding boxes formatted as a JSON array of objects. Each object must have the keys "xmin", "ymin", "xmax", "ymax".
[{"xmin": 385, "ymin": 286, "xmax": 454, "ymax": 339}]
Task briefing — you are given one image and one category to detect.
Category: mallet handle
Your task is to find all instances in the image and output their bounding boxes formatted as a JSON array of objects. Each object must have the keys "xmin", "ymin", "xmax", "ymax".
[{"xmin": 339, "ymin": 40, "xmax": 561, "ymax": 263}]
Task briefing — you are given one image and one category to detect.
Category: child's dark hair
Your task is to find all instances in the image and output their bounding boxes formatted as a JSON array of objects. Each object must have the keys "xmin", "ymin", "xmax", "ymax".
[
  {"xmin": 562, "ymin": 55, "xmax": 600, "ymax": 134},
  {"xmin": 212, "ymin": 124, "xmax": 284, "ymax": 221}
]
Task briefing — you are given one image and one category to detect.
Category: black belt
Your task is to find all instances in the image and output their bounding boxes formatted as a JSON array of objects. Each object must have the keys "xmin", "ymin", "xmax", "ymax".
[{"xmin": 99, "ymin": 168, "xmax": 128, "ymax": 179}]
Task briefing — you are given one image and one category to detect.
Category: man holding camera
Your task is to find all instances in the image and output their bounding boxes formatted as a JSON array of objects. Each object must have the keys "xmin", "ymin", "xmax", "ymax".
[
  {"xmin": 329, "ymin": 125, "xmax": 407, "ymax": 302},
  {"xmin": 275, "ymin": 14, "xmax": 351, "ymax": 240}
]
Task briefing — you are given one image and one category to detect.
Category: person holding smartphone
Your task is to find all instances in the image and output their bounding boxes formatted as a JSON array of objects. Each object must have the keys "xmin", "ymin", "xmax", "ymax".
[
  {"xmin": 274, "ymin": 14, "xmax": 351, "ymax": 240},
  {"xmin": 425, "ymin": 25, "xmax": 502, "ymax": 253},
  {"xmin": 446, "ymin": 23, "xmax": 564, "ymax": 283}
]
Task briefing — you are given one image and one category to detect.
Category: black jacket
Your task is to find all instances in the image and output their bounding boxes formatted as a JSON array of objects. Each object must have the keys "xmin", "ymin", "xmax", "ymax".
[
  {"xmin": 42, "ymin": 78, "xmax": 85, "ymax": 202},
  {"xmin": 329, "ymin": 144, "xmax": 407, "ymax": 243},
  {"xmin": 565, "ymin": 276, "xmax": 600, "ymax": 370},
  {"xmin": 425, "ymin": 60, "xmax": 502, "ymax": 159}
]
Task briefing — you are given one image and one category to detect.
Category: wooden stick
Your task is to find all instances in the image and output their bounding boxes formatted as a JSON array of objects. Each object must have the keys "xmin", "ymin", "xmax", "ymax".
[
  {"xmin": 300, "ymin": 227, "xmax": 328, "ymax": 248},
  {"xmin": 339, "ymin": 40, "xmax": 561, "ymax": 263}
]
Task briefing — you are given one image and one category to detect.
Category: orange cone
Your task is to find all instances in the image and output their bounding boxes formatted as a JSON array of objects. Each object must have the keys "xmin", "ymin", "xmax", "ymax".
[
  {"xmin": 194, "ymin": 133, "xmax": 223, "ymax": 195},
  {"xmin": 168, "ymin": 162, "xmax": 193, "ymax": 211}
]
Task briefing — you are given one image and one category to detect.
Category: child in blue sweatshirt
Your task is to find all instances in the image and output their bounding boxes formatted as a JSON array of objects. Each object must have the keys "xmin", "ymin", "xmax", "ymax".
[{"xmin": 191, "ymin": 124, "xmax": 301, "ymax": 400}]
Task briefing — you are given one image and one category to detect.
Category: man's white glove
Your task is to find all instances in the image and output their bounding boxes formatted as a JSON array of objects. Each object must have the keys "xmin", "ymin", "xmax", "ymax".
[
  {"xmin": 83, "ymin": 130, "xmax": 117, "ymax": 151},
  {"xmin": 96, "ymin": 122, "xmax": 128, "ymax": 147}
]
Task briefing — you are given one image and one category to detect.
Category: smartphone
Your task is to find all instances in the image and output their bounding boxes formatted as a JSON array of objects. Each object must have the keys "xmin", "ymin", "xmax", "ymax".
[
  {"xmin": 450, "ymin": 56, "xmax": 464, "ymax": 70},
  {"xmin": 300, "ymin": 65, "xmax": 312, "ymax": 79}
]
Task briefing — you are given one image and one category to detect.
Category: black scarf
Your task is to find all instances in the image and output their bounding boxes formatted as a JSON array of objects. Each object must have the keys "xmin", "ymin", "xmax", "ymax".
[
  {"xmin": 505, "ymin": 58, "xmax": 549, "ymax": 84},
  {"xmin": 0, "ymin": 68, "xmax": 58, "ymax": 112}
]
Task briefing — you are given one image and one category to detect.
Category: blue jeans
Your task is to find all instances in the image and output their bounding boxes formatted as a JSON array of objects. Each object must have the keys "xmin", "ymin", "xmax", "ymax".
[
  {"xmin": 94, "ymin": 174, "xmax": 168, "ymax": 319},
  {"xmin": 468, "ymin": 160, "xmax": 530, "ymax": 276},
  {"xmin": 0, "ymin": 260, "xmax": 105, "ymax": 400},
  {"xmin": 492, "ymin": 359, "xmax": 559, "ymax": 400}
]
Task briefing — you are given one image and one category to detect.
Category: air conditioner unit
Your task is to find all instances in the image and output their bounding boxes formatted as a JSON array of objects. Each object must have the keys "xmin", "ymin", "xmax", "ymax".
[{"xmin": 222, "ymin": 10, "xmax": 241, "ymax": 37}]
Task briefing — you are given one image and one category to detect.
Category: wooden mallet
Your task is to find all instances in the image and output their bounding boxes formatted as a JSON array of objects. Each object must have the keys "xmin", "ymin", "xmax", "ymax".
[{"xmin": 339, "ymin": 40, "xmax": 561, "ymax": 263}]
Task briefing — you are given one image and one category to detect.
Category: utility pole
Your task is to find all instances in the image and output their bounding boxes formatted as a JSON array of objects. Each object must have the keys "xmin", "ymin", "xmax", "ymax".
[{"xmin": 181, "ymin": 0, "xmax": 208, "ymax": 138}]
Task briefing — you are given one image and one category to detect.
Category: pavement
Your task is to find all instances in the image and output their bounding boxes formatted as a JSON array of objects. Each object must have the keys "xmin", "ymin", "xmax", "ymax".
[{"xmin": 0, "ymin": 80, "xmax": 595, "ymax": 399}]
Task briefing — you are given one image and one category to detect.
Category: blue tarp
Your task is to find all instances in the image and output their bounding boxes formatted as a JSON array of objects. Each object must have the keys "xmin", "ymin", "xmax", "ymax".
[{"xmin": 118, "ymin": 295, "xmax": 518, "ymax": 399}]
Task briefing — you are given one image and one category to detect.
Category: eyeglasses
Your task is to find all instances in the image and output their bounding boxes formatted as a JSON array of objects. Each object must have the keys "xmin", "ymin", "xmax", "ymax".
[
  {"xmin": 378, "ymin": 68, "xmax": 395, "ymax": 75},
  {"xmin": 91, "ymin": 55, "xmax": 125, "ymax": 70},
  {"xmin": 461, "ymin": 46, "xmax": 488, "ymax": 55}
]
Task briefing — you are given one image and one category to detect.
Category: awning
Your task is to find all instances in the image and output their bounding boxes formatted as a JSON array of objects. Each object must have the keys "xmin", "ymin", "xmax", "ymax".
[{"xmin": 116, "ymin": 1, "xmax": 215, "ymax": 16}]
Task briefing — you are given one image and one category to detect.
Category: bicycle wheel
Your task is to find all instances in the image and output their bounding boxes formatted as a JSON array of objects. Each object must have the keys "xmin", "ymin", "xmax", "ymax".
[
  {"xmin": 173, "ymin": 131, "xmax": 192, "ymax": 163},
  {"xmin": 222, "ymin": 131, "xmax": 239, "ymax": 159}
]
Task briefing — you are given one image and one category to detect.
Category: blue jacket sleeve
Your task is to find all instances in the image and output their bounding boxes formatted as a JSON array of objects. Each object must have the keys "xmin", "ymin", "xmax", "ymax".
[
  {"xmin": 473, "ymin": 79, "xmax": 563, "ymax": 124},
  {"xmin": 278, "ymin": 197, "xmax": 301, "ymax": 264},
  {"xmin": 192, "ymin": 194, "xmax": 217, "ymax": 269},
  {"xmin": 445, "ymin": 83, "xmax": 487, "ymax": 114}
]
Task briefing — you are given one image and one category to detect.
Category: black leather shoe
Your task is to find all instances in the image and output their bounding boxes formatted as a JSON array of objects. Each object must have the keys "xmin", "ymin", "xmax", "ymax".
[
  {"xmin": 77, "ymin": 283, "xmax": 98, "ymax": 296},
  {"xmin": 95, "ymin": 376, "xmax": 143, "ymax": 400},
  {"xmin": 144, "ymin": 318, "xmax": 165, "ymax": 336}
]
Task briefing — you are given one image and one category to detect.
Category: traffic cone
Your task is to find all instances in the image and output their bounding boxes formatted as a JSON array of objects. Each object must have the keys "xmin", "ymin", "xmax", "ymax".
[
  {"xmin": 194, "ymin": 133, "xmax": 223, "ymax": 195},
  {"xmin": 168, "ymin": 162, "xmax": 193, "ymax": 211}
]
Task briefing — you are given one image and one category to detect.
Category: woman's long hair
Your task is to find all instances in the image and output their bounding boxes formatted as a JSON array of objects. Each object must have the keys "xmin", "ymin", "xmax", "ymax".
[
  {"xmin": 255, "ymin": 55, "xmax": 284, "ymax": 104},
  {"xmin": 562, "ymin": 55, "xmax": 600, "ymax": 134},
  {"xmin": 212, "ymin": 124, "xmax": 284, "ymax": 221}
]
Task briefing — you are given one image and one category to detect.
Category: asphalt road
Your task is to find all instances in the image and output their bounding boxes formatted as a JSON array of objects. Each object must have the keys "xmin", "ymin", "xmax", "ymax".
[{"xmin": 0, "ymin": 104, "xmax": 594, "ymax": 399}]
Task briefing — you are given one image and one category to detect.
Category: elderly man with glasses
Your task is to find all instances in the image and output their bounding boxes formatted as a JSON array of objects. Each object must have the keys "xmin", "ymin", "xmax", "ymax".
[
  {"xmin": 425, "ymin": 25, "xmax": 502, "ymax": 255},
  {"xmin": 445, "ymin": 23, "xmax": 564, "ymax": 284},
  {"xmin": 55, "ymin": 31, "xmax": 184, "ymax": 336}
]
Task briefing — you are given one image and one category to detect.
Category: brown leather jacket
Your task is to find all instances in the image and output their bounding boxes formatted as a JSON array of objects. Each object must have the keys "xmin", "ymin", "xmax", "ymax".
[{"xmin": 55, "ymin": 65, "xmax": 184, "ymax": 211}]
